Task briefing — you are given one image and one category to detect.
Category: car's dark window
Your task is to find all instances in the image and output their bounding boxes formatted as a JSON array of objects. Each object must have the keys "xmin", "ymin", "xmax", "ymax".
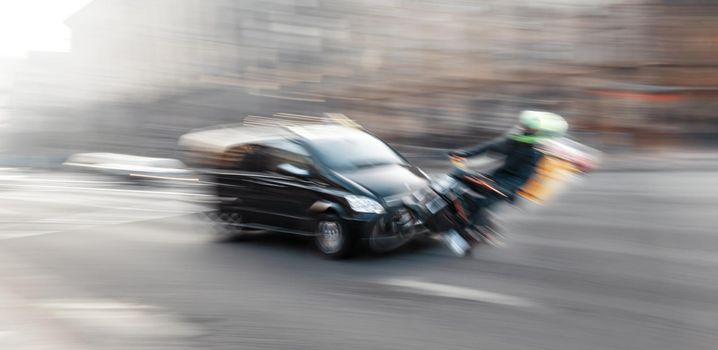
[
  {"xmin": 263, "ymin": 139, "xmax": 313, "ymax": 174},
  {"xmin": 224, "ymin": 144, "xmax": 265, "ymax": 172},
  {"xmin": 310, "ymin": 133, "xmax": 406, "ymax": 171}
]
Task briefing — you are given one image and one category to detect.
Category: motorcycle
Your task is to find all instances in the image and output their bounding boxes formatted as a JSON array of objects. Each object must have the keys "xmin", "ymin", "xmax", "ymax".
[
  {"xmin": 403, "ymin": 156, "xmax": 510, "ymax": 256},
  {"xmin": 404, "ymin": 138, "xmax": 599, "ymax": 257}
]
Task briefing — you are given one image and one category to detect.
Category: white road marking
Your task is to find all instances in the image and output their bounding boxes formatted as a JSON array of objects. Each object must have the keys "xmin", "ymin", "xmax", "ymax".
[
  {"xmin": 0, "ymin": 193, "xmax": 209, "ymax": 214},
  {"xmin": 0, "ymin": 178, "xmax": 209, "ymax": 241},
  {"xmin": 5, "ymin": 178, "xmax": 127, "ymax": 184},
  {"xmin": 130, "ymin": 173, "xmax": 199, "ymax": 182},
  {"xmin": 379, "ymin": 279, "xmax": 537, "ymax": 308},
  {"xmin": 0, "ymin": 208, "xmax": 18, "ymax": 215},
  {"xmin": 0, "ymin": 287, "xmax": 87, "ymax": 350},
  {"xmin": 2, "ymin": 184, "xmax": 212, "ymax": 198},
  {"xmin": 0, "ymin": 211, "xmax": 204, "ymax": 241},
  {"xmin": 39, "ymin": 300, "xmax": 205, "ymax": 338},
  {"xmin": 0, "ymin": 331, "xmax": 14, "ymax": 340},
  {"xmin": 42, "ymin": 301, "xmax": 158, "ymax": 311},
  {"xmin": 0, "ymin": 175, "xmax": 27, "ymax": 180},
  {"xmin": 0, "ymin": 231, "xmax": 58, "ymax": 240}
]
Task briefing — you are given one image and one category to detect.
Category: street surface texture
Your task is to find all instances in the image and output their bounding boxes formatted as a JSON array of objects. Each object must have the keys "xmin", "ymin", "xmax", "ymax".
[{"xmin": 1, "ymin": 166, "xmax": 717, "ymax": 349}]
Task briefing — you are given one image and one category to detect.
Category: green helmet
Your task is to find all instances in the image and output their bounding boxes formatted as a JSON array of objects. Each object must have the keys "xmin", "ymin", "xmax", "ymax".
[{"xmin": 511, "ymin": 110, "xmax": 568, "ymax": 144}]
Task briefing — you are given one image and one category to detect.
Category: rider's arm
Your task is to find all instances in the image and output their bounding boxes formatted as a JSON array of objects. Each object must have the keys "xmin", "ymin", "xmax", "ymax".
[{"xmin": 452, "ymin": 137, "xmax": 511, "ymax": 158}]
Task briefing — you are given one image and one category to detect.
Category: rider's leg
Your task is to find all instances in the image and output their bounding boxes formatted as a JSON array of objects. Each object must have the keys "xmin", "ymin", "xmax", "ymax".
[
  {"xmin": 469, "ymin": 194, "xmax": 500, "ymax": 228},
  {"xmin": 469, "ymin": 191, "xmax": 515, "ymax": 247}
]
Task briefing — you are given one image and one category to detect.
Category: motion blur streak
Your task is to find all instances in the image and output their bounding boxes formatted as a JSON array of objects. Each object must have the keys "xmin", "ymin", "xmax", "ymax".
[{"xmin": 0, "ymin": 0, "xmax": 717, "ymax": 349}]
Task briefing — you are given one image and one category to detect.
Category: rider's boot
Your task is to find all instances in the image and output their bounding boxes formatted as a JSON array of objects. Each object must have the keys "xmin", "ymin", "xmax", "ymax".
[{"xmin": 442, "ymin": 229, "xmax": 471, "ymax": 257}]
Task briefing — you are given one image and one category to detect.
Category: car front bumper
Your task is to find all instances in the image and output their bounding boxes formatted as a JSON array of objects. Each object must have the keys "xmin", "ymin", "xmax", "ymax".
[{"xmin": 344, "ymin": 207, "xmax": 427, "ymax": 253}]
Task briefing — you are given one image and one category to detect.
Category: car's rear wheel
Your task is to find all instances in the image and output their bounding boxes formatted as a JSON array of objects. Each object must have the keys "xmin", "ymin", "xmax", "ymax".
[
  {"xmin": 315, "ymin": 214, "xmax": 353, "ymax": 259},
  {"xmin": 209, "ymin": 211, "xmax": 263, "ymax": 242}
]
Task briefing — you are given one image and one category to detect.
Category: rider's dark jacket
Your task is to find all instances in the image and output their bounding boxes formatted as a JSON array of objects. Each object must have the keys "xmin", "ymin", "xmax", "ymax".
[{"xmin": 455, "ymin": 136, "xmax": 543, "ymax": 196}]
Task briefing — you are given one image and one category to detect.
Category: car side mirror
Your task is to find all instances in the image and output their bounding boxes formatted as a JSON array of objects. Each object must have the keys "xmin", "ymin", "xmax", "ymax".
[{"xmin": 277, "ymin": 163, "xmax": 310, "ymax": 178}]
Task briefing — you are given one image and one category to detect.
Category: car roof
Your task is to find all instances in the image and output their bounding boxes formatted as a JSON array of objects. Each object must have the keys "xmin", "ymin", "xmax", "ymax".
[
  {"xmin": 179, "ymin": 124, "xmax": 365, "ymax": 154},
  {"xmin": 288, "ymin": 124, "xmax": 368, "ymax": 141},
  {"xmin": 179, "ymin": 126, "xmax": 292, "ymax": 153}
]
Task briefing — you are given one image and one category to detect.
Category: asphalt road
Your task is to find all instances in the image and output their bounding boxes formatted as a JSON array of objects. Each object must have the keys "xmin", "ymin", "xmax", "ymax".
[{"xmin": 1, "ymin": 167, "xmax": 717, "ymax": 349}]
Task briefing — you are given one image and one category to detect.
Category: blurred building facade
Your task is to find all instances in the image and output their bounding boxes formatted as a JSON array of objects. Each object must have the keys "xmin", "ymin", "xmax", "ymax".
[{"xmin": 6, "ymin": 0, "xmax": 718, "ymax": 158}]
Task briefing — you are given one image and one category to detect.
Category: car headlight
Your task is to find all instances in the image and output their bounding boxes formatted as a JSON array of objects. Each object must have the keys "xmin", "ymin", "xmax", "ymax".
[{"xmin": 345, "ymin": 195, "xmax": 385, "ymax": 214}]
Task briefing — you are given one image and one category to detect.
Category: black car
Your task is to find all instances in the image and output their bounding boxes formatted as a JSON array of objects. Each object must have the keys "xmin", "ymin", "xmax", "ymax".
[{"xmin": 180, "ymin": 124, "xmax": 431, "ymax": 258}]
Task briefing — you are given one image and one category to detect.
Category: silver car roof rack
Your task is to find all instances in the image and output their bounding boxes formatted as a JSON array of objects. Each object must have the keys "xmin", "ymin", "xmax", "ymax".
[{"xmin": 243, "ymin": 112, "xmax": 361, "ymax": 129}]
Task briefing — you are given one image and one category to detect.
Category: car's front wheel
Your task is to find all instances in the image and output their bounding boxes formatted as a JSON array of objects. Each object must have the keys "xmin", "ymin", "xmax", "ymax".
[{"xmin": 315, "ymin": 214, "xmax": 354, "ymax": 259}]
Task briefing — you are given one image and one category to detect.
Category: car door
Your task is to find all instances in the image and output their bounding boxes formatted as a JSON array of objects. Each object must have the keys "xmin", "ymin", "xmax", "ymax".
[
  {"xmin": 216, "ymin": 143, "xmax": 273, "ymax": 227},
  {"xmin": 258, "ymin": 140, "xmax": 327, "ymax": 234}
]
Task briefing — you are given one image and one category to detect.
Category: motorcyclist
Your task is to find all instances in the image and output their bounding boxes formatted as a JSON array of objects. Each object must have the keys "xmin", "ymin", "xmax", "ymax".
[{"xmin": 448, "ymin": 110, "xmax": 568, "ymax": 244}]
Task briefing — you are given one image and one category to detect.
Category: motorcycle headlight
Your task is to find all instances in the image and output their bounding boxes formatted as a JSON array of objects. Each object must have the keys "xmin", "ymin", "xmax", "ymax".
[
  {"xmin": 412, "ymin": 187, "xmax": 436, "ymax": 203},
  {"xmin": 345, "ymin": 195, "xmax": 385, "ymax": 214},
  {"xmin": 431, "ymin": 175, "xmax": 456, "ymax": 193}
]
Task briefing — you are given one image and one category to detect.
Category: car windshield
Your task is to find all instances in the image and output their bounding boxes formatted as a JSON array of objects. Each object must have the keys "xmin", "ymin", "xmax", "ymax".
[{"xmin": 311, "ymin": 133, "xmax": 406, "ymax": 171}]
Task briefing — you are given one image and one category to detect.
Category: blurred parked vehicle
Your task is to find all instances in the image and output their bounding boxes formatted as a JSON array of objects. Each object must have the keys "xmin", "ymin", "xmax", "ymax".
[
  {"xmin": 63, "ymin": 152, "xmax": 194, "ymax": 184},
  {"xmin": 180, "ymin": 122, "xmax": 432, "ymax": 258}
]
